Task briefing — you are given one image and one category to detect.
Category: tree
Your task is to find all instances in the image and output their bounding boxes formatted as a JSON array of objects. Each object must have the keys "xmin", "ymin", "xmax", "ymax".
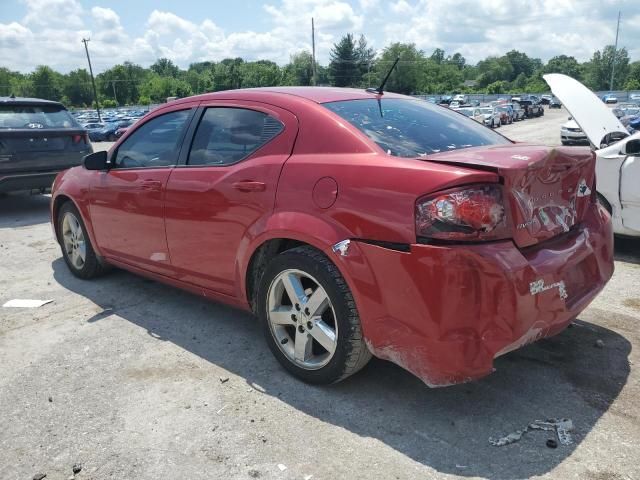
[
  {"xmin": 63, "ymin": 69, "xmax": 93, "ymax": 106},
  {"xmin": 282, "ymin": 51, "xmax": 313, "ymax": 86},
  {"xmin": 239, "ymin": 60, "xmax": 281, "ymax": 88},
  {"xmin": 505, "ymin": 50, "xmax": 539, "ymax": 81},
  {"xmin": 584, "ymin": 46, "xmax": 630, "ymax": 91},
  {"xmin": 31, "ymin": 65, "xmax": 62, "ymax": 100},
  {"xmin": 430, "ymin": 48, "xmax": 445, "ymax": 64},
  {"xmin": 329, "ymin": 34, "xmax": 359, "ymax": 87},
  {"xmin": 150, "ymin": 58, "xmax": 180, "ymax": 78},
  {"xmin": 355, "ymin": 34, "xmax": 375, "ymax": 84},
  {"xmin": 624, "ymin": 61, "xmax": 640, "ymax": 90},
  {"xmin": 376, "ymin": 43, "xmax": 425, "ymax": 94},
  {"xmin": 544, "ymin": 55, "xmax": 581, "ymax": 79}
]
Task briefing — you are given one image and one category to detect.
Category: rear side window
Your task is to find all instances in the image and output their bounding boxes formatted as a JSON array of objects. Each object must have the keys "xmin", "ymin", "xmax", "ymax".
[
  {"xmin": 188, "ymin": 108, "xmax": 283, "ymax": 166},
  {"xmin": 323, "ymin": 98, "xmax": 509, "ymax": 157},
  {"xmin": 0, "ymin": 104, "xmax": 80, "ymax": 129},
  {"xmin": 114, "ymin": 109, "xmax": 190, "ymax": 168}
]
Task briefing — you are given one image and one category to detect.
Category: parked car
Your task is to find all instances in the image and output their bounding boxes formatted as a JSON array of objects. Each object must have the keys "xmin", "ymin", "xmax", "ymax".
[
  {"xmin": 0, "ymin": 96, "xmax": 92, "ymax": 193},
  {"xmin": 452, "ymin": 94, "xmax": 468, "ymax": 104},
  {"xmin": 560, "ymin": 118, "xmax": 589, "ymax": 145},
  {"xmin": 546, "ymin": 73, "xmax": 640, "ymax": 238},
  {"xmin": 602, "ymin": 93, "xmax": 618, "ymax": 104},
  {"xmin": 629, "ymin": 93, "xmax": 640, "ymax": 102},
  {"xmin": 479, "ymin": 106, "xmax": 501, "ymax": 127},
  {"xmin": 516, "ymin": 96, "xmax": 544, "ymax": 118},
  {"xmin": 509, "ymin": 103, "xmax": 525, "ymax": 121},
  {"xmin": 439, "ymin": 95, "xmax": 452, "ymax": 105},
  {"xmin": 495, "ymin": 105, "xmax": 514, "ymax": 124},
  {"xmin": 449, "ymin": 100, "xmax": 461, "ymax": 109},
  {"xmin": 549, "ymin": 97, "xmax": 562, "ymax": 109},
  {"xmin": 456, "ymin": 107, "xmax": 484, "ymax": 123},
  {"xmin": 540, "ymin": 94, "xmax": 553, "ymax": 105},
  {"xmin": 51, "ymin": 86, "xmax": 614, "ymax": 387},
  {"xmin": 90, "ymin": 120, "xmax": 135, "ymax": 142}
]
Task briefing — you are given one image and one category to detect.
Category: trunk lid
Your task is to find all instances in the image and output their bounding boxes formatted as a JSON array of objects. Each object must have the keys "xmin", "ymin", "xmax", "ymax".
[
  {"xmin": 0, "ymin": 128, "xmax": 90, "ymax": 173},
  {"xmin": 425, "ymin": 144, "xmax": 596, "ymax": 248},
  {"xmin": 543, "ymin": 73, "xmax": 628, "ymax": 148}
]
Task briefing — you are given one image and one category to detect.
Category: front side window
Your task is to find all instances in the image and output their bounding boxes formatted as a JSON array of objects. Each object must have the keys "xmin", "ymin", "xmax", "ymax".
[
  {"xmin": 324, "ymin": 98, "xmax": 509, "ymax": 157},
  {"xmin": 188, "ymin": 107, "xmax": 283, "ymax": 166},
  {"xmin": 114, "ymin": 109, "xmax": 190, "ymax": 168}
]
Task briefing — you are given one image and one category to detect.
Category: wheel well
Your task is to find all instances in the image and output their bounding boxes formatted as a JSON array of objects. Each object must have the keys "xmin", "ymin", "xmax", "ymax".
[
  {"xmin": 245, "ymin": 238, "xmax": 309, "ymax": 313},
  {"xmin": 52, "ymin": 195, "xmax": 72, "ymax": 241},
  {"xmin": 596, "ymin": 192, "xmax": 613, "ymax": 215}
]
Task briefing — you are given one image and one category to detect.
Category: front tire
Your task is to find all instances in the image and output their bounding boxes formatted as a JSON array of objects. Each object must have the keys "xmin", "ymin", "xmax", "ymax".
[
  {"xmin": 257, "ymin": 246, "xmax": 371, "ymax": 384},
  {"xmin": 57, "ymin": 202, "xmax": 109, "ymax": 279}
]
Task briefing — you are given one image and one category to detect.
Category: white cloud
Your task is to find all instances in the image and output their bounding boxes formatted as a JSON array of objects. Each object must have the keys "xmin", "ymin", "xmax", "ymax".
[{"xmin": 0, "ymin": 0, "xmax": 638, "ymax": 73}]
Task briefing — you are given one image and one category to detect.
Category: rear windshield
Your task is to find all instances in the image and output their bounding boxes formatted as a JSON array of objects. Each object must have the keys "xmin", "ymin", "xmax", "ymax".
[
  {"xmin": 0, "ymin": 104, "xmax": 80, "ymax": 129},
  {"xmin": 324, "ymin": 98, "xmax": 509, "ymax": 157}
]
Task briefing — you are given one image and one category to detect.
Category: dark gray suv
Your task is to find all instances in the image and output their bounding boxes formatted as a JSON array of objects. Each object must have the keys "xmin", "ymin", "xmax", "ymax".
[{"xmin": 0, "ymin": 97, "xmax": 92, "ymax": 193}]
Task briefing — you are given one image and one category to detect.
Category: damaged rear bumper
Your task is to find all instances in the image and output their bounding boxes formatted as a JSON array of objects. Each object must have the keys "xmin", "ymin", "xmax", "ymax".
[{"xmin": 340, "ymin": 202, "xmax": 614, "ymax": 387}]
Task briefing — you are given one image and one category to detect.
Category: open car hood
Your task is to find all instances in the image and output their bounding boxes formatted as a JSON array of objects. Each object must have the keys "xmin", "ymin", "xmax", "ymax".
[{"xmin": 543, "ymin": 73, "xmax": 628, "ymax": 148}]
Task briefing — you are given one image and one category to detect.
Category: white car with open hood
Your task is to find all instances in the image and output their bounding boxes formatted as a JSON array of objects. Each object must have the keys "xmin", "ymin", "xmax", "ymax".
[{"xmin": 544, "ymin": 73, "xmax": 640, "ymax": 237}]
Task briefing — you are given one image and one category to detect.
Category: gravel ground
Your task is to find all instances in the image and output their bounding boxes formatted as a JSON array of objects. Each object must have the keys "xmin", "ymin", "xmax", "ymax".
[{"xmin": 1, "ymin": 106, "xmax": 639, "ymax": 480}]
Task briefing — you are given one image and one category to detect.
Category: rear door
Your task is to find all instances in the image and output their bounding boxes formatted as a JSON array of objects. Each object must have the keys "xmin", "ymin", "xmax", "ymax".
[
  {"xmin": 164, "ymin": 101, "xmax": 298, "ymax": 296},
  {"xmin": 0, "ymin": 103, "xmax": 91, "ymax": 174}
]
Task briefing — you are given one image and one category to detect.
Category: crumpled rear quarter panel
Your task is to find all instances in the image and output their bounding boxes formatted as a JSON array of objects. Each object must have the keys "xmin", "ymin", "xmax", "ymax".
[{"xmin": 341, "ymin": 202, "xmax": 613, "ymax": 387}]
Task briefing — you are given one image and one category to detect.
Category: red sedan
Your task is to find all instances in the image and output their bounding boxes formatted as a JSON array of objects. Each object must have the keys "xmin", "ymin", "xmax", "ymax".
[{"xmin": 51, "ymin": 87, "xmax": 614, "ymax": 387}]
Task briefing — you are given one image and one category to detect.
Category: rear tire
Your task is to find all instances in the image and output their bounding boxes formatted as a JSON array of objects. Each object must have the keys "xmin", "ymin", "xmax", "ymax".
[
  {"xmin": 257, "ymin": 246, "xmax": 371, "ymax": 384},
  {"xmin": 57, "ymin": 202, "xmax": 109, "ymax": 279}
]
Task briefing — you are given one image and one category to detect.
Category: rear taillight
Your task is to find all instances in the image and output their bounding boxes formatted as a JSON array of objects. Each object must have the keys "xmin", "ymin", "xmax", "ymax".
[
  {"xmin": 72, "ymin": 134, "xmax": 90, "ymax": 145},
  {"xmin": 416, "ymin": 184, "xmax": 510, "ymax": 241}
]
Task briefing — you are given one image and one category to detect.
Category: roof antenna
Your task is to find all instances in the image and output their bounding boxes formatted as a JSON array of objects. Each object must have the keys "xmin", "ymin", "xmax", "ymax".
[{"xmin": 366, "ymin": 57, "xmax": 400, "ymax": 95}]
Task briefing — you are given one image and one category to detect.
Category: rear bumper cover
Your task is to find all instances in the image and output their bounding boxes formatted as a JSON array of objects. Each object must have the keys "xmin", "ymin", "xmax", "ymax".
[
  {"xmin": 0, "ymin": 171, "xmax": 60, "ymax": 193},
  {"xmin": 342, "ymin": 202, "xmax": 614, "ymax": 386}
]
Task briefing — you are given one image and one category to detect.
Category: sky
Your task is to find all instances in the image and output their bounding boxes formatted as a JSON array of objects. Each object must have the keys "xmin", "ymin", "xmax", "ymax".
[{"xmin": 0, "ymin": 0, "xmax": 639, "ymax": 74}]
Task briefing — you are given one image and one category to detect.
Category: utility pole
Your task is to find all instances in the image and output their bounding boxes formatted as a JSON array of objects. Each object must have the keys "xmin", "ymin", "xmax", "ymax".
[
  {"xmin": 311, "ymin": 18, "xmax": 317, "ymax": 86},
  {"xmin": 82, "ymin": 38, "xmax": 101, "ymax": 121},
  {"xmin": 609, "ymin": 10, "xmax": 621, "ymax": 92},
  {"xmin": 111, "ymin": 80, "xmax": 118, "ymax": 106}
]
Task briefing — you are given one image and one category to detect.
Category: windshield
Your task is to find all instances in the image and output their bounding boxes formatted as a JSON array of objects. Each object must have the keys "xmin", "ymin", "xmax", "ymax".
[
  {"xmin": 323, "ymin": 98, "xmax": 509, "ymax": 157},
  {"xmin": 480, "ymin": 108, "xmax": 493, "ymax": 114},
  {"xmin": 0, "ymin": 104, "xmax": 80, "ymax": 129}
]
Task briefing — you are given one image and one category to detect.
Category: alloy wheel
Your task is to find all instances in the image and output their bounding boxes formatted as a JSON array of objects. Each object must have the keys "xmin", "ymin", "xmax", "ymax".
[
  {"xmin": 62, "ymin": 211, "xmax": 86, "ymax": 270},
  {"xmin": 266, "ymin": 269, "xmax": 338, "ymax": 370}
]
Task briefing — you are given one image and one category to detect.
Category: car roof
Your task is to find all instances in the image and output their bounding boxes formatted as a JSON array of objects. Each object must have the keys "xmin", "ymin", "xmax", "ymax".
[
  {"xmin": 0, "ymin": 96, "xmax": 65, "ymax": 107},
  {"xmin": 170, "ymin": 87, "xmax": 408, "ymax": 107}
]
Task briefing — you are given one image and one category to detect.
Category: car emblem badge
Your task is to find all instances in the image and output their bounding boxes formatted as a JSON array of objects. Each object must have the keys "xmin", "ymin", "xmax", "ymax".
[{"xmin": 577, "ymin": 179, "xmax": 591, "ymax": 197}]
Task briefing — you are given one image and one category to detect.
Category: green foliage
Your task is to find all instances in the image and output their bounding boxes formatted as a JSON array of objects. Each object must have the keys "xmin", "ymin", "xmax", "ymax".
[
  {"xmin": 101, "ymin": 99, "xmax": 117, "ymax": 108},
  {"xmin": 376, "ymin": 43, "xmax": 425, "ymax": 94},
  {"xmin": 282, "ymin": 51, "xmax": 313, "ymax": 86},
  {"xmin": 2, "ymin": 39, "xmax": 638, "ymax": 107},
  {"xmin": 329, "ymin": 34, "xmax": 360, "ymax": 87},
  {"xmin": 583, "ymin": 46, "xmax": 630, "ymax": 90}
]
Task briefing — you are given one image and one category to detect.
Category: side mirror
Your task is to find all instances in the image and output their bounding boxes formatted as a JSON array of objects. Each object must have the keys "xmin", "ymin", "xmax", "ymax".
[
  {"xmin": 623, "ymin": 138, "xmax": 640, "ymax": 156},
  {"xmin": 83, "ymin": 150, "xmax": 109, "ymax": 170}
]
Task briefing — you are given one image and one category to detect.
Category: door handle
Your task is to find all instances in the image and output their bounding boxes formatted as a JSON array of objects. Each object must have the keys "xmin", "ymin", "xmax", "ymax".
[
  {"xmin": 232, "ymin": 180, "xmax": 266, "ymax": 192},
  {"xmin": 141, "ymin": 180, "xmax": 162, "ymax": 191}
]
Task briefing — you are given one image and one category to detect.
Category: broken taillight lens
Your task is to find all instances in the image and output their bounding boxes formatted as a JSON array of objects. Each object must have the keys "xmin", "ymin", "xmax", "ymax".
[{"xmin": 416, "ymin": 184, "xmax": 510, "ymax": 241}]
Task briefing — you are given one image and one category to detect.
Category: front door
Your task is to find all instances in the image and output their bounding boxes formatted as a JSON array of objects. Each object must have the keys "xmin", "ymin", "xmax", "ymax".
[
  {"xmin": 89, "ymin": 108, "xmax": 194, "ymax": 275},
  {"xmin": 621, "ymin": 153, "xmax": 640, "ymax": 231},
  {"xmin": 164, "ymin": 102, "xmax": 298, "ymax": 296}
]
